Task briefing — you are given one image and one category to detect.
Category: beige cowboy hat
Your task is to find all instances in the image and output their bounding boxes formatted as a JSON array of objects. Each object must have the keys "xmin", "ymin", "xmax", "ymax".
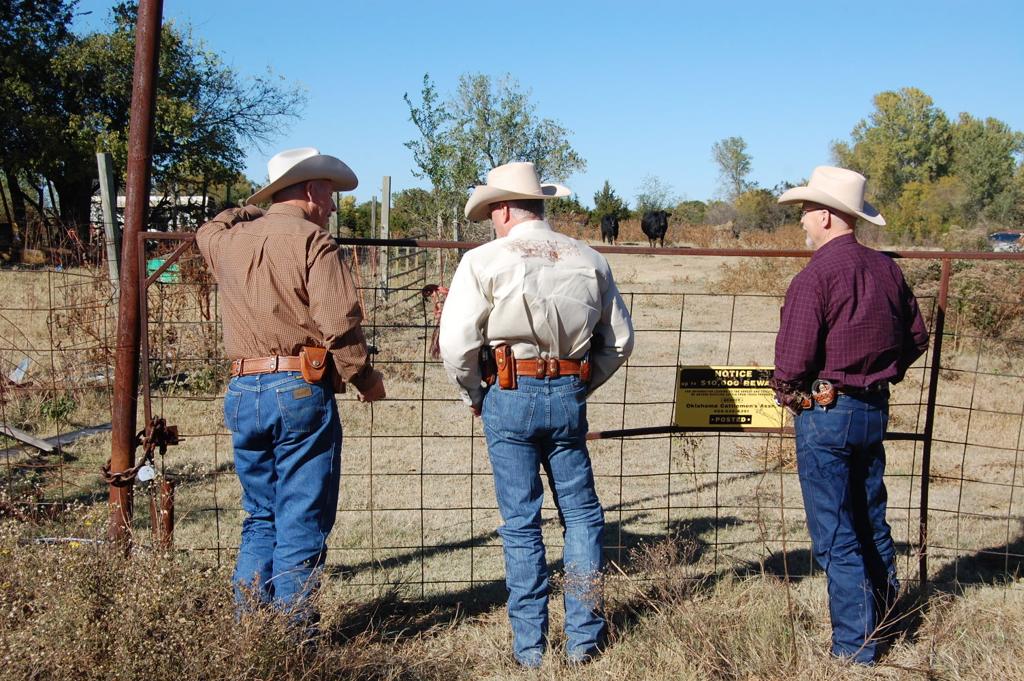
[
  {"xmin": 246, "ymin": 147, "xmax": 358, "ymax": 205},
  {"xmin": 777, "ymin": 166, "xmax": 885, "ymax": 226},
  {"xmin": 464, "ymin": 162, "xmax": 571, "ymax": 221}
]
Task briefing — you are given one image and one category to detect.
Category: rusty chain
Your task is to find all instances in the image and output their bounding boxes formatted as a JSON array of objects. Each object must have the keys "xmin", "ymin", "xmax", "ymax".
[{"xmin": 101, "ymin": 417, "xmax": 180, "ymax": 487}]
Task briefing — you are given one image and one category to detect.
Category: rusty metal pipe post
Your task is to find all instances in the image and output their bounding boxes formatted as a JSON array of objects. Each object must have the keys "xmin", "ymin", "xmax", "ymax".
[
  {"xmin": 108, "ymin": 0, "xmax": 164, "ymax": 544},
  {"xmin": 150, "ymin": 479, "xmax": 175, "ymax": 550}
]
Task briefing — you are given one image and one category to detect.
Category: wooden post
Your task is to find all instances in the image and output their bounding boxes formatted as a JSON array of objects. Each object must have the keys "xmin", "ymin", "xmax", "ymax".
[
  {"xmin": 96, "ymin": 153, "xmax": 121, "ymax": 299},
  {"xmin": 332, "ymin": 191, "xmax": 340, "ymax": 238},
  {"xmin": 380, "ymin": 177, "xmax": 390, "ymax": 299},
  {"xmin": 371, "ymin": 195, "xmax": 377, "ymax": 238}
]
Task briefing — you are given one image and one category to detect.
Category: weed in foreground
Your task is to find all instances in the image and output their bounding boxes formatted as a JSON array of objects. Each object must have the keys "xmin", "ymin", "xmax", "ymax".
[{"xmin": 3, "ymin": 502, "xmax": 1024, "ymax": 680}]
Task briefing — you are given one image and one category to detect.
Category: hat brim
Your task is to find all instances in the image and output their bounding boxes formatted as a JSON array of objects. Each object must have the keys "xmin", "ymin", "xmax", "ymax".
[
  {"xmin": 778, "ymin": 186, "xmax": 885, "ymax": 226},
  {"xmin": 246, "ymin": 156, "xmax": 358, "ymax": 205},
  {"xmin": 464, "ymin": 183, "xmax": 571, "ymax": 221}
]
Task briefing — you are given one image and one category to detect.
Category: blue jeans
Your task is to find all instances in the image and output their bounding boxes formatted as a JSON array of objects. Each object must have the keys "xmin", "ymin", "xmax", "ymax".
[
  {"xmin": 481, "ymin": 376, "xmax": 606, "ymax": 666},
  {"xmin": 794, "ymin": 393, "xmax": 899, "ymax": 664},
  {"xmin": 223, "ymin": 372, "xmax": 342, "ymax": 619}
]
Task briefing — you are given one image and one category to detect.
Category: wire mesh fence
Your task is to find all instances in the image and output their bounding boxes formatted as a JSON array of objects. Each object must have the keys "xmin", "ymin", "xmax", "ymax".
[{"xmin": 1, "ymin": 237, "xmax": 1021, "ymax": 599}]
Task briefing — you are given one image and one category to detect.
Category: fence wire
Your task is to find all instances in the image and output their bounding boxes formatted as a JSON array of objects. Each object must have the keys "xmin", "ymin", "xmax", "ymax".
[{"xmin": 1, "ymin": 239, "xmax": 1021, "ymax": 598}]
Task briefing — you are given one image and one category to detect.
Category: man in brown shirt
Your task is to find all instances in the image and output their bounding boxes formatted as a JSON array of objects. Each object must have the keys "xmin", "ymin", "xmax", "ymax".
[{"xmin": 197, "ymin": 147, "xmax": 384, "ymax": 624}]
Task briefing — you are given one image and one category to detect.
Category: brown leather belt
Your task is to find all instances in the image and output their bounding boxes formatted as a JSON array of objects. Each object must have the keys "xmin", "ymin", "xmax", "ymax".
[
  {"xmin": 514, "ymin": 357, "xmax": 585, "ymax": 379},
  {"xmin": 230, "ymin": 355, "xmax": 302, "ymax": 377}
]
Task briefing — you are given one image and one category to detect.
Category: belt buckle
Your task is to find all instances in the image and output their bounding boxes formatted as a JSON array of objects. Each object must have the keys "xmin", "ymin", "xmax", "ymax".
[
  {"xmin": 271, "ymin": 356, "xmax": 279, "ymax": 372},
  {"xmin": 811, "ymin": 379, "xmax": 836, "ymax": 407}
]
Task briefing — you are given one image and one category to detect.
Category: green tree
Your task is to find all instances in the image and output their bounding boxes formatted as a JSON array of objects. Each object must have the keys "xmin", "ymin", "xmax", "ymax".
[
  {"xmin": 734, "ymin": 188, "xmax": 787, "ymax": 233},
  {"xmin": 390, "ymin": 188, "xmax": 434, "ymax": 236},
  {"xmin": 832, "ymin": 87, "xmax": 952, "ymax": 207},
  {"xmin": 0, "ymin": 0, "xmax": 76, "ymax": 228},
  {"xmin": 405, "ymin": 73, "xmax": 586, "ymax": 229},
  {"xmin": 450, "ymin": 73, "xmax": 585, "ymax": 183},
  {"xmin": 547, "ymin": 194, "xmax": 588, "ymax": 219},
  {"xmin": 673, "ymin": 199, "xmax": 707, "ymax": 225},
  {"xmin": 2, "ymin": 1, "xmax": 304, "ymax": 239},
  {"xmin": 592, "ymin": 180, "xmax": 629, "ymax": 223},
  {"xmin": 634, "ymin": 174, "xmax": 677, "ymax": 214},
  {"xmin": 403, "ymin": 74, "xmax": 475, "ymax": 229},
  {"xmin": 987, "ymin": 163, "xmax": 1024, "ymax": 226},
  {"xmin": 950, "ymin": 113, "xmax": 1024, "ymax": 219},
  {"xmin": 711, "ymin": 136, "xmax": 752, "ymax": 200},
  {"xmin": 890, "ymin": 176, "xmax": 968, "ymax": 243}
]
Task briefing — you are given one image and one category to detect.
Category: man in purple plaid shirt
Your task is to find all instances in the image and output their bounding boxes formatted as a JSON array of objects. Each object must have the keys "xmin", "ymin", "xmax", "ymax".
[{"xmin": 772, "ymin": 166, "xmax": 929, "ymax": 665}]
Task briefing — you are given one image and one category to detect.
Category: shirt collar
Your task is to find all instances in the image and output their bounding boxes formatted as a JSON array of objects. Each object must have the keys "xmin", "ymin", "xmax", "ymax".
[
  {"xmin": 266, "ymin": 203, "xmax": 308, "ymax": 219},
  {"xmin": 506, "ymin": 220, "xmax": 552, "ymax": 238},
  {"xmin": 812, "ymin": 232, "xmax": 857, "ymax": 258}
]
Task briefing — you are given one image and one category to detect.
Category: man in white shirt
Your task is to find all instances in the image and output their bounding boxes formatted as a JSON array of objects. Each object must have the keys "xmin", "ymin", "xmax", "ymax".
[{"xmin": 439, "ymin": 162, "xmax": 634, "ymax": 667}]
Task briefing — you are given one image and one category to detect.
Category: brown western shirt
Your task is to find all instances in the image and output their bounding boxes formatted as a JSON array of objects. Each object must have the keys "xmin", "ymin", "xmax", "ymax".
[{"xmin": 196, "ymin": 203, "xmax": 378, "ymax": 393}]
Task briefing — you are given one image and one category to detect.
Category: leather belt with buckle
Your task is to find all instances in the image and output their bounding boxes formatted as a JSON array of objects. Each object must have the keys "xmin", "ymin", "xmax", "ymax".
[
  {"xmin": 514, "ymin": 357, "xmax": 585, "ymax": 379},
  {"xmin": 230, "ymin": 355, "xmax": 302, "ymax": 377}
]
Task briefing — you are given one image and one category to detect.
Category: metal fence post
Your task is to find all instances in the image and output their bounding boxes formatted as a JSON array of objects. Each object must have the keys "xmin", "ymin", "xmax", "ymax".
[
  {"xmin": 107, "ymin": 0, "xmax": 163, "ymax": 544},
  {"xmin": 918, "ymin": 257, "xmax": 951, "ymax": 587}
]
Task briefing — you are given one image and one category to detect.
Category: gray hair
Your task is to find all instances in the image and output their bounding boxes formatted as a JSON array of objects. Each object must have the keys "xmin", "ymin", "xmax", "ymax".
[{"xmin": 504, "ymin": 198, "xmax": 545, "ymax": 221}]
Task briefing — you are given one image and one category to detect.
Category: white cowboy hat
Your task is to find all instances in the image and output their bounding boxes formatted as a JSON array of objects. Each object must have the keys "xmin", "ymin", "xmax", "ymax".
[
  {"xmin": 246, "ymin": 147, "xmax": 358, "ymax": 205},
  {"xmin": 464, "ymin": 162, "xmax": 571, "ymax": 221},
  {"xmin": 777, "ymin": 166, "xmax": 885, "ymax": 226}
]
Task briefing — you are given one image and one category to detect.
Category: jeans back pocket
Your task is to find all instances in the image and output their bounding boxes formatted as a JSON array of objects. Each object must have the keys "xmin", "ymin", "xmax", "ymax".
[
  {"xmin": 223, "ymin": 388, "xmax": 242, "ymax": 432},
  {"xmin": 275, "ymin": 379, "xmax": 328, "ymax": 433}
]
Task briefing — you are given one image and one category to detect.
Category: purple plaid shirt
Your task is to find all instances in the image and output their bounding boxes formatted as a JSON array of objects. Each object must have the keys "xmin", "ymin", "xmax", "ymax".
[{"xmin": 772, "ymin": 234, "xmax": 929, "ymax": 397}]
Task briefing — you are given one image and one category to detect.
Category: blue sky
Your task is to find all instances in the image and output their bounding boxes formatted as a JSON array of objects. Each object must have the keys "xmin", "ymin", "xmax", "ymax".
[{"xmin": 73, "ymin": 1, "xmax": 1024, "ymax": 208}]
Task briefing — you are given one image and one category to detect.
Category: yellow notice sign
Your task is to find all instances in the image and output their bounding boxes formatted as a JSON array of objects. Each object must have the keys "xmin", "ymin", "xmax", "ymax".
[{"xmin": 674, "ymin": 366, "xmax": 784, "ymax": 429}]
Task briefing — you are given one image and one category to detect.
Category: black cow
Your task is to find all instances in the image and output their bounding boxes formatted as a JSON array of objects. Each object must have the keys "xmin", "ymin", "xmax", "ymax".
[
  {"xmin": 600, "ymin": 214, "xmax": 619, "ymax": 245},
  {"xmin": 641, "ymin": 210, "xmax": 671, "ymax": 247}
]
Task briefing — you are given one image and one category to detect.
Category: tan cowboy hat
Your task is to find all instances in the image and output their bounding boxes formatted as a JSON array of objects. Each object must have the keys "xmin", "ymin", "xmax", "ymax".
[
  {"xmin": 246, "ymin": 147, "xmax": 358, "ymax": 205},
  {"xmin": 777, "ymin": 166, "xmax": 885, "ymax": 226},
  {"xmin": 464, "ymin": 162, "xmax": 571, "ymax": 221}
]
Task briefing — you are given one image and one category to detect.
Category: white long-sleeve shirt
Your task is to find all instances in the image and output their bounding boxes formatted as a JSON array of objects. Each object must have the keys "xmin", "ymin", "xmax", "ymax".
[{"xmin": 439, "ymin": 220, "xmax": 634, "ymax": 408}]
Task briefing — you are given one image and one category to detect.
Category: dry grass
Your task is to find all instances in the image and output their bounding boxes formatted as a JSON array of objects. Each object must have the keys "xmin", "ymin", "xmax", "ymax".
[
  {"xmin": 1, "ymin": 245, "xmax": 1023, "ymax": 680},
  {"xmin": 3, "ymin": 512, "xmax": 1024, "ymax": 681}
]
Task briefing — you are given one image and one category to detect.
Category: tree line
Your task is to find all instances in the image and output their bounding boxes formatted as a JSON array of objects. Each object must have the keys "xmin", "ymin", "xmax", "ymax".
[
  {"xmin": 400, "ymin": 81, "xmax": 1023, "ymax": 246},
  {"xmin": 1, "ymin": 0, "xmax": 303, "ymax": 244}
]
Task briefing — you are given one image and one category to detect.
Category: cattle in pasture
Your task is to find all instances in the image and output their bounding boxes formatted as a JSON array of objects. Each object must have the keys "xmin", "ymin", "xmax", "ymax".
[
  {"xmin": 600, "ymin": 214, "xmax": 619, "ymax": 245},
  {"xmin": 641, "ymin": 210, "xmax": 671, "ymax": 247}
]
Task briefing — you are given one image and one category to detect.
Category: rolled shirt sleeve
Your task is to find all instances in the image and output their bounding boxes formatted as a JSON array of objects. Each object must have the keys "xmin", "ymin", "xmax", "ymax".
[{"xmin": 306, "ymin": 231, "xmax": 380, "ymax": 394}]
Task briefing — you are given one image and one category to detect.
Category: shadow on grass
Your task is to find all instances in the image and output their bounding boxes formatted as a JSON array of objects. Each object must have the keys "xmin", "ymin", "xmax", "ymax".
[{"xmin": 318, "ymin": 510, "xmax": 744, "ymax": 642}]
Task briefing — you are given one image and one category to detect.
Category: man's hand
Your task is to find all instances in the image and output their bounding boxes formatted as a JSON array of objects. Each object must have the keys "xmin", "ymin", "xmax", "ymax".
[
  {"xmin": 356, "ymin": 370, "xmax": 386, "ymax": 403},
  {"xmin": 470, "ymin": 404, "xmax": 481, "ymax": 417}
]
